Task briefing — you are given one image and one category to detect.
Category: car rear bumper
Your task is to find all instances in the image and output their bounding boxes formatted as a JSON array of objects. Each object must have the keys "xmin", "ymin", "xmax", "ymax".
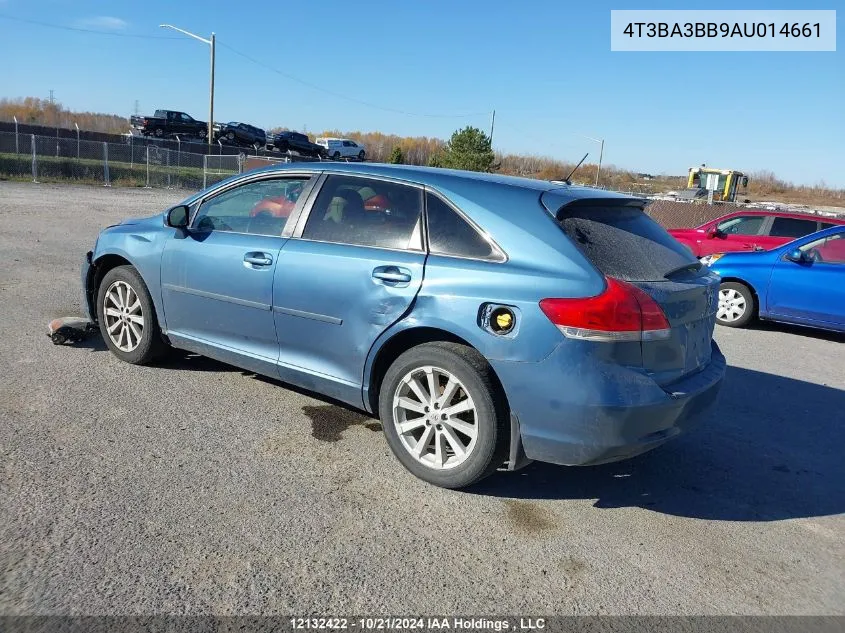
[{"xmin": 490, "ymin": 341, "xmax": 726, "ymax": 467}]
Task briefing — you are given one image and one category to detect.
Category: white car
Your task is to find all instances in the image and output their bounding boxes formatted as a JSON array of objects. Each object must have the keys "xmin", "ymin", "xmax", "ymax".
[{"xmin": 316, "ymin": 137, "xmax": 366, "ymax": 161}]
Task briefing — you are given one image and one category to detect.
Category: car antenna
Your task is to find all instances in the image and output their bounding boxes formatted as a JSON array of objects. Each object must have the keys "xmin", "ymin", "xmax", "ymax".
[{"xmin": 563, "ymin": 153, "xmax": 589, "ymax": 185}]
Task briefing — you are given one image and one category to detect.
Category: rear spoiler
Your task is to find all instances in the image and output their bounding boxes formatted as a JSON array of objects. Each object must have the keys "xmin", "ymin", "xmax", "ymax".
[{"xmin": 540, "ymin": 188, "xmax": 647, "ymax": 221}]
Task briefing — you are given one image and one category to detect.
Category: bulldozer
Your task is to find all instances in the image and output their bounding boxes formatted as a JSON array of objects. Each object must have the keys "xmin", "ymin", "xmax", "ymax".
[{"xmin": 680, "ymin": 166, "xmax": 749, "ymax": 203}]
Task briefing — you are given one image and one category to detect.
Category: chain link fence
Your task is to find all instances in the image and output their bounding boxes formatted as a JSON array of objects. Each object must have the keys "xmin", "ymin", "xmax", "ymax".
[{"xmin": 0, "ymin": 130, "xmax": 247, "ymax": 190}]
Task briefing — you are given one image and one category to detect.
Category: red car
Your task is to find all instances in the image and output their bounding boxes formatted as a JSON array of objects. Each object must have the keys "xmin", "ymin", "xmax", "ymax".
[{"xmin": 669, "ymin": 210, "xmax": 845, "ymax": 259}]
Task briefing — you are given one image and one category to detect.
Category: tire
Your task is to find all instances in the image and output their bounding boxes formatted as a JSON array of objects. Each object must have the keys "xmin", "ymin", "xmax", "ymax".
[
  {"xmin": 716, "ymin": 281, "xmax": 756, "ymax": 328},
  {"xmin": 198, "ymin": 128, "xmax": 207, "ymax": 139},
  {"xmin": 227, "ymin": 131, "xmax": 235, "ymax": 141},
  {"xmin": 378, "ymin": 342, "xmax": 508, "ymax": 489},
  {"xmin": 153, "ymin": 128, "xmax": 163, "ymax": 138},
  {"xmin": 332, "ymin": 151, "xmax": 341, "ymax": 159},
  {"xmin": 358, "ymin": 150, "xmax": 365, "ymax": 161},
  {"xmin": 96, "ymin": 265, "xmax": 167, "ymax": 365}
]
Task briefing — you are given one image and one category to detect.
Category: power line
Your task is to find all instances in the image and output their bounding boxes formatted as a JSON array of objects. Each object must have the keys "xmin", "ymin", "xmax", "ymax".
[
  {"xmin": 219, "ymin": 42, "xmax": 489, "ymax": 120},
  {"xmin": 0, "ymin": 14, "xmax": 183, "ymax": 39}
]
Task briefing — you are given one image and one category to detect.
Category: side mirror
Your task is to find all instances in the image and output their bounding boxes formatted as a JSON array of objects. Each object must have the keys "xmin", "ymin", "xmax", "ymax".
[
  {"xmin": 165, "ymin": 205, "xmax": 189, "ymax": 228},
  {"xmin": 707, "ymin": 228, "xmax": 723, "ymax": 238},
  {"xmin": 785, "ymin": 248, "xmax": 808, "ymax": 263}
]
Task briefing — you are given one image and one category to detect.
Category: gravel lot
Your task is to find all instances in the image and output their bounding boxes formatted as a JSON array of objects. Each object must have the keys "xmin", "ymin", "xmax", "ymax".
[{"xmin": 1, "ymin": 182, "xmax": 843, "ymax": 616}]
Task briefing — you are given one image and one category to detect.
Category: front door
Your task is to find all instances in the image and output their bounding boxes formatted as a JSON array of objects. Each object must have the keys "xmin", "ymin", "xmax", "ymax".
[
  {"xmin": 767, "ymin": 230, "xmax": 845, "ymax": 327},
  {"xmin": 273, "ymin": 174, "xmax": 426, "ymax": 405},
  {"xmin": 161, "ymin": 175, "xmax": 315, "ymax": 373}
]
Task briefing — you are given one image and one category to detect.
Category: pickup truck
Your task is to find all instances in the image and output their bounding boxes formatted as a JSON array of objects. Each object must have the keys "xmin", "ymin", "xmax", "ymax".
[
  {"xmin": 130, "ymin": 110, "xmax": 208, "ymax": 139},
  {"xmin": 269, "ymin": 131, "xmax": 326, "ymax": 158}
]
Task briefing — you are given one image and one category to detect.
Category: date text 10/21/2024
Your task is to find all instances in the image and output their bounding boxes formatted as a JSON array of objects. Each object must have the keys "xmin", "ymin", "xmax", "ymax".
[{"xmin": 289, "ymin": 617, "xmax": 548, "ymax": 631}]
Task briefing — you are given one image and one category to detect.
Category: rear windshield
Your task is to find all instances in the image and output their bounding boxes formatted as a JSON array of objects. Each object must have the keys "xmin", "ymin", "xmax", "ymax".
[{"xmin": 557, "ymin": 202, "xmax": 699, "ymax": 281}]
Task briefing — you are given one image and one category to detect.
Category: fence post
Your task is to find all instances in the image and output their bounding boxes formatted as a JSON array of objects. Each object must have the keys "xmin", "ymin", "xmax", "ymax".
[
  {"xmin": 103, "ymin": 142, "xmax": 111, "ymax": 187},
  {"xmin": 31, "ymin": 135, "xmax": 38, "ymax": 183},
  {"xmin": 145, "ymin": 146, "xmax": 151, "ymax": 188},
  {"xmin": 166, "ymin": 149, "xmax": 171, "ymax": 188},
  {"xmin": 14, "ymin": 116, "xmax": 19, "ymax": 154},
  {"xmin": 130, "ymin": 134, "xmax": 134, "ymax": 169},
  {"xmin": 238, "ymin": 154, "xmax": 244, "ymax": 174},
  {"xmin": 203, "ymin": 154, "xmax": 208, "ymax": 189}
]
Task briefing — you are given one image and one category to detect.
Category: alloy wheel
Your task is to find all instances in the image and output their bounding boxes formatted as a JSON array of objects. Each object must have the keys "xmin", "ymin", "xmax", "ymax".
[
  {"xmin": 718, "ymin": 287, "xmax": 746, "ymax": 323},
  {"xmin": 103, "ymin": 280, "xmax": 145, "ymax": 352},
  {"xmin": 392, "ymin": 365, "xmax": 478, "ymax": 470}
]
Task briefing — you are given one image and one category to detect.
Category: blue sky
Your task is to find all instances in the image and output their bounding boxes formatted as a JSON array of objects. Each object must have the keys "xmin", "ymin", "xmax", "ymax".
[{"xmin": 1, "ymin": 0, "xmax": 843, "ymax": 186}]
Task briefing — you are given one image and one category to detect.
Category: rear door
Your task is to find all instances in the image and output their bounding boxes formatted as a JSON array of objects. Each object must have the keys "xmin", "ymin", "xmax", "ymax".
[
  {"xmin": 756, "ymin": 215, "xmax": 824, "ymax": 251},
  {"xmin": 767, "ymin": 230, "xmax": 845, "ymax": 327},
  {"xmin": 273, "ymin": 174, "xmax": 426, "ymax": 404},
  {"xmin": 545, "ymin": 195, "xmax": 720, "ymax": 386}
]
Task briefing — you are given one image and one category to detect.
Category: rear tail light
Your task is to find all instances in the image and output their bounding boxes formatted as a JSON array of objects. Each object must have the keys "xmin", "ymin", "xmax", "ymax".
[{"xmin": 539, "ymin": 277, "xmax": 671, "ymax": 342}]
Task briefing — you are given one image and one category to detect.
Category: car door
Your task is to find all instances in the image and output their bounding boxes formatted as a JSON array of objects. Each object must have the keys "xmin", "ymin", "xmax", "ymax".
[
  {"xmin": 273, "ymin": 173, "xmax": 426, "ymax": 405},
  {"xmin": 160, "ymin": 174, "xmax": 316, "ymax": 374},
  {"xmin": 766, "ymin": 230, "xmax": 845, "ymax": 328},
  {"xmin": 701, "ymin": 214, "xmax": 767, "ymax": 255}
]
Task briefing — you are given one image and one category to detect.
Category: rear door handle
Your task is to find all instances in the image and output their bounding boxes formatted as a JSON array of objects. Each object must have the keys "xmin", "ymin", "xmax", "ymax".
[
  {"xmin": 372, "ymin": 266, "xmax": 412, "ymax": 284},
  {"xmin": 244, "ymin": 252, "xmax": 273, "ymax": 267}
]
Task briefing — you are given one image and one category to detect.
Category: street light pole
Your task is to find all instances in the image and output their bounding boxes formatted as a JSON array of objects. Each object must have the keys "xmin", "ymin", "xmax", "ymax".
[
  {"xmin": 580, "ymin": 135, "xmax": 605, "ymax": 187},
  {"xmin": 160, "ymin": 24, "xmax": 215, "ymax": 146}
]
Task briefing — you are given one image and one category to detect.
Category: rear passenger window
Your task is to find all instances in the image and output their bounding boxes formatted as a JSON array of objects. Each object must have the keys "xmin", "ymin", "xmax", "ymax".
[
  {"xmin": 302, "ymin": 175, "xmax": 423, "ymax": 250},
  {"xmin": 426, "ymin": 193, "xmax": 499, "ymax": 260},
  {"xmin": 769, "ymin": 217, "xmax": 818, "ymax": 238}
]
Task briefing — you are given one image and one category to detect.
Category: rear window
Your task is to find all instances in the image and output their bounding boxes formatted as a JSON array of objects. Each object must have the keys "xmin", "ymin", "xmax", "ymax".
[{"xmin": 557, "ymin": 202, "xmax": 699, "ymax": 281}]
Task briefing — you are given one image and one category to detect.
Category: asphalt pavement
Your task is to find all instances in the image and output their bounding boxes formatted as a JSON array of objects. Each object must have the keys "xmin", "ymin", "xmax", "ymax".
[{"xmin": 1, "ymin": 182, "xmax": 843, "ymax": 615}]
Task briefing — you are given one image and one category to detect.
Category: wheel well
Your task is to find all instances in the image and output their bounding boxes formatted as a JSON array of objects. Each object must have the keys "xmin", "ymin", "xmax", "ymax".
[
  {"xmin": 720, "ymin": 277, "xmax": 760, "ymax": 313},
  {"xmin": 89, "ymin": 255, "xmax": 132, "ymax": 319},
  {"xmin": 367, "ymin": 327, "xmax": 507, "ymax": 413}
]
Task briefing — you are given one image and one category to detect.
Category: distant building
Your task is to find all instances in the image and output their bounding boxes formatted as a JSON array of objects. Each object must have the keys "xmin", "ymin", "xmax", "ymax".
[{"xmin": 637, "ymin": 173, "xmax": 655, "ymax": 181}]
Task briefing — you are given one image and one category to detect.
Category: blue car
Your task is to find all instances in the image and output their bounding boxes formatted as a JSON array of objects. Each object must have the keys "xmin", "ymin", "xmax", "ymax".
[
  {"xmin": 82, "ymin": 163, "xmax": 725, "ymax": 488},
  {"xmin": 709, "ymin": 224, "xmax": 845, "ymax": 333}
]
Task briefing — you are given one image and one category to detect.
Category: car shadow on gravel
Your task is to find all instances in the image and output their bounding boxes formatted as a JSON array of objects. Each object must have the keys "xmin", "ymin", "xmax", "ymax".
[{"xmin": 470, "ymin": 365, "xmax": 845, "ymax": 522}]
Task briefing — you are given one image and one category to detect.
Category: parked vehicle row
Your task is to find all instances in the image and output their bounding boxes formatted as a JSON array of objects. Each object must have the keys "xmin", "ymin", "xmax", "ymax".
[
  {"xmin": 130, "ymin": 109, "xmax": 367, "ymax": 160},
  {"xmin": 668, "ymin": 209, "xmax": 845, "ymax": 335}
]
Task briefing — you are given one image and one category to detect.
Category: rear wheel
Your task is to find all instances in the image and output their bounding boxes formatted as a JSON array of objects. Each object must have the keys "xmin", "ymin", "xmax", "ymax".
[
  {"xmin": 378, "ymin": 342, "xmax": 508, "ymax": 489},
  {"xmin": 97, "ymin": 266, "xmax": 167, "ymax": 364},
  {"xmin": 358, "ymin": 150, "xmax": 366, "ymax": 161},
  {"xmin": 332, "ymin": 151, "xmax": 341, "ymax": 159},
  {"xmin": 153, "ymin": 128, "xmax": 163, "ymax": 137},
  {"xmin": 716, "ymin": 281, "xmax": 755, "ymax": 328}
]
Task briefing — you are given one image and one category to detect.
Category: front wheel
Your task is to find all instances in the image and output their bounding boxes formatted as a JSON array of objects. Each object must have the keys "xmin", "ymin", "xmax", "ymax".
[
  {"xmin": 198, "ymin": 128, "xmax": 207, "ymax": 139},
  {"xmin": 716, "ymin": 281, "xmax": 756, "ymax": 328},
  {"xmin": 378, "ymin": 342, "xmax": 508, "ymax": 488},
  {"xmin": 358, "ymin": 150, "xmax": 365, "ymax": 161},
  {"xmin": 97, "ymin": 265, "xmax": 167, "ymax": 364}
]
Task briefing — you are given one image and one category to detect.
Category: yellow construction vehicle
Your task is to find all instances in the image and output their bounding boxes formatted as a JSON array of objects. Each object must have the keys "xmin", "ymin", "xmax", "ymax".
[{"xmin": 684, "ymin": 166, "xmax": 749, "ymax": 202}]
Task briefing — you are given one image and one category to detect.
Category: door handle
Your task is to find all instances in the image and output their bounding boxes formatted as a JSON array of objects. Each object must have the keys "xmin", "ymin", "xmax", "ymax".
[
  {"xmin": 372, "ymin": 266, "xmax": 412, "ymax": 284},
  {"xmin": 244, "ymin": 252, "xmax": 273, "ymax": 267}
]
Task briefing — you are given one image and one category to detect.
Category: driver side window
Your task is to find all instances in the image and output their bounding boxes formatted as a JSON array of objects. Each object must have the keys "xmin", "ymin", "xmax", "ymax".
[
  {"xmin": 716, "ymin": 216, "xmax": 764, "ymax": 236},
  {"xmin": 800, "ymin": 233, "xmax": 845, "ymax": 264},
  {"xmin": 193, "ymin": 178, "xmax": 310, "ymax": 236}
]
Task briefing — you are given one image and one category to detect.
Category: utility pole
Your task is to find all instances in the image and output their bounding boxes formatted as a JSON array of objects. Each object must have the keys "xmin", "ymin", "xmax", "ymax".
[
  {"xmin": 489, "ymin": 109, "xmax": 496, "ymax": 146},
  {"xmin": 160, "ymin": 25, "xmax": 216, "ymax": 146},
  {"xmin": 48, "ymin": 89, "xmax": 54, "ymax": 105},
  {"xmin": 209, "ymin": 32, "xmax": 215, "ymax": 146},
  {"xmin": 134, "ymin": 100, "xmax": 140, "ymax": 115}
]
